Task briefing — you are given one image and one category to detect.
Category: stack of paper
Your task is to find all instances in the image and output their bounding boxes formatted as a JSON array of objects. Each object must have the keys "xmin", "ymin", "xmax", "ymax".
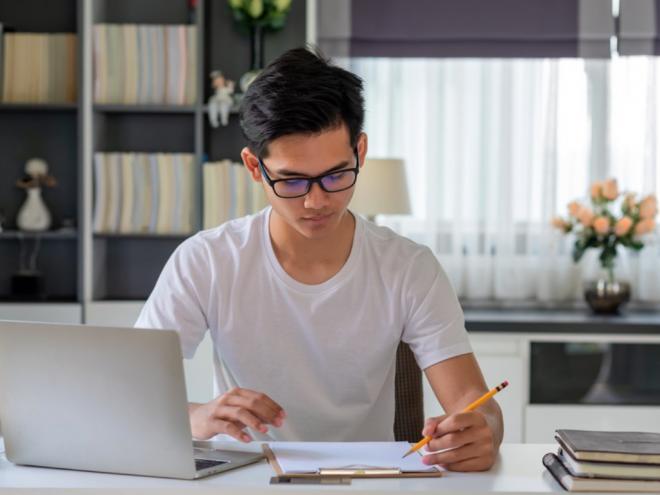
[{"xmin": 269, "ymin": 442, "xmax": 439, "ymax": 475}]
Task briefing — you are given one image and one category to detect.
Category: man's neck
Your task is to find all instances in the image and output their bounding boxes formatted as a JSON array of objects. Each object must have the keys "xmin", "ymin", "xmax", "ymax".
[{"xmin": 269, "ymin": 210, "xmax": 356, "ymax": 283}]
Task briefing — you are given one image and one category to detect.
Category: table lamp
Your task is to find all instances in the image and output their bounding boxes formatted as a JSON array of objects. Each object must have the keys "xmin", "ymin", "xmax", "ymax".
[{"xmin": 350, "ymin": 157, "xmax": 411, "ymax": 221}]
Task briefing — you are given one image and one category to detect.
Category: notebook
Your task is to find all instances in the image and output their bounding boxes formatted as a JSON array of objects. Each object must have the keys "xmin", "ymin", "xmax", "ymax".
[
  {"xmin": 543, "ymin": 453, "xmax": 660, "ymax": 492},
  {"xmin": 558, "ymin": 447, "xmax": 660, "ymax": 480},
  {"xmin": 556, "ymin": 430, "xmax": 660, "ymax": 464},
  {"xmin": 265, "ymin": 442, "xmax": 442, "ymax": 478}
]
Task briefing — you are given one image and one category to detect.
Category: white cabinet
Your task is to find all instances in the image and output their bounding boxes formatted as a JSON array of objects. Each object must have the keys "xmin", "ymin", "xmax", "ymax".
[
  {"xmin": 525, "ymin": 404, "xmax": 660, "ymax": 443},
  {"xmin": 525, "ymin": 335, "xmax": 660, "ymax": 443},
  {"xmin": 423, "ymin": 333, "xmax": 525, "ymax": 442},
  {"xmin": 85, "ymin": 301, "xmax": 144, "ymax": 326},
  {"xmin": 181, "ymin": 335, "xmax": 215, "ymax": 404},
  {"xmin": 472, "ymin": 334, "xmax": 525, "ymax": 443},
  {"xmin": 0, "ymin": 303, "xmax": 82, "ymax": 324},
  {"xmin": 6, "ymin": 300, "xmax": 660, "ymax": 441}
]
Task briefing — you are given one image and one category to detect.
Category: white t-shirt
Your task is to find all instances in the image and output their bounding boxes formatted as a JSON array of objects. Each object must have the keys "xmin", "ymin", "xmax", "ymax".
[{"xmin": 135, "ymin": 207, "xmax": 472, "ymax": 441}]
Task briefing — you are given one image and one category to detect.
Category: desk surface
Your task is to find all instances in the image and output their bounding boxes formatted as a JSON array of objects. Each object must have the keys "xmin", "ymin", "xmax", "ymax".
[{"xmin": 0, "ymin": 442, "xmax": 566, "ymax": 494}]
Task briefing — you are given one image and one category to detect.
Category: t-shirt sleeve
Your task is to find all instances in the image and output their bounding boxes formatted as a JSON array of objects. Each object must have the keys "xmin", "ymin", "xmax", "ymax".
[
  {"xmin": 401, "ymin": 247, "xmax": 472, "ymax": 371},
  {"xmin": 134, "ymin": 236, "xmax": 210, "ymax": 359}
]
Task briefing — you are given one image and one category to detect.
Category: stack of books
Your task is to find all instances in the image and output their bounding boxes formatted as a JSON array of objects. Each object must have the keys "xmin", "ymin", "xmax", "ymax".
[
  {"xmin": 93, "ymin": 24, "xmax": 197, "ymax": 105},
  {"xmin": 202, "ymin": 160, "xmax": 268, "ymax": 229},
  {"xmin": 543, "ymin": 429, "xmax": 660, "ymax": 492},
  {"xmin": 93, "ymin": 152, "xmax": 196, "ymax": 235},
  {"xmin": 2, "ymin": 32, "xmax": 77, "ymax": 103}
]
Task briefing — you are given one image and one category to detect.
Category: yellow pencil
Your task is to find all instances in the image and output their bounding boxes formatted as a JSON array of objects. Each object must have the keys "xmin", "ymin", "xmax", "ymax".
[{"xmin": 402, "ymin": 380, "xmax": 509, "ymax": 459}]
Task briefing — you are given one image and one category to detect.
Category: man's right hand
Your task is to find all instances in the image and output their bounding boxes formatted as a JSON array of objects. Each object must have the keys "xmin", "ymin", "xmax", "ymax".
[{"xmin": 188, "ymin": 387, "xmax": 286, "ymax": 442}]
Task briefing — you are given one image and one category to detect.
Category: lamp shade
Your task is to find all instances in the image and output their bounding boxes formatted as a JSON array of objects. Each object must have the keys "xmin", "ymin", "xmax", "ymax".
[{"xmin": 350, "ymin": 157, "xmax": 411, "ymax": 216}]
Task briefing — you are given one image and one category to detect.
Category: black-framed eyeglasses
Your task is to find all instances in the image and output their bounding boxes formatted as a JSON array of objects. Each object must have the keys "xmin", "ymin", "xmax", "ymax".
[{"xmin": 257, "ymin": 148, "xmax": 360, "ymax": 199}]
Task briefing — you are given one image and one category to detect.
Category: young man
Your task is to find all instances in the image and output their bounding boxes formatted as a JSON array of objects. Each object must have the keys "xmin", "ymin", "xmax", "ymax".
[{"xmin": 136, "ymin": 48, "xmax": 503, "ymax": 472}]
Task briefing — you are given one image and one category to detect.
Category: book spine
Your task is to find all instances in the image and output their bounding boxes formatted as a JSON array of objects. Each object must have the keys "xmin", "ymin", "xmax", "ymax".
[
  {"xmin": 93, "ymin": 153, "xmax": 107, "ymax": 232},
  {"xmin": 119, "ymin": 153, "xmax": 135, "ymax": 233},
  {"xmin": 124, "ymin": 25, "xmax": 138, "ymax": 104},
  {"xmin": 140, "ymin": 154, "xmax": 153, "ymax": 232},
  {"xmin": 154, "ymin": 27, "xmax": 165, "ymax": 104},
  {"xmin": 185, "ymin": 26, "xmax": 195, "ymax": 104},
  {"xmin": 156, "ymin": 154, "xmax": 174, "ymax": 233},
  {"xmin": 0, "ymin": 23, "xmax": 4, "ymax": 101},
  {"xmin": 131, "ymin": 153, "xmax": 143, "ymax": 233},
  {"xmin": 172, "ymin": 154, "xmax": 183, "ymax": 233},
  {"xmin": 177, "ymin": 26, "xmax": 186, "ymax": 105},
  {"xmin": 106, "ymin": 25, "xmax": 117, "ymax": 103},
  {"xmin": 2, "ymin": 32, "xmax": 12, "ymax": 101},
  {"xmin": 148, "ymin": 154, "xmax": 159, "ymax": 233}
]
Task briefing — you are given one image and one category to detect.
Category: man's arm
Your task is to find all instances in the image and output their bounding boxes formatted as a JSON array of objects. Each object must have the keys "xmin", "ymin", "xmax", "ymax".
[
  {"xmin": 134, "ymin": 238, "xmax": 287, "ymax": 442},
  {"xmin": 422, "ymin": 353, "xmax": 504, "ymax": 471}
]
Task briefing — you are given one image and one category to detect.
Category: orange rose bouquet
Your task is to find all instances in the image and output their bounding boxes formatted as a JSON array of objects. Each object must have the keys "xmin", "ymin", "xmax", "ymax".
[{"xmin": 552, "ymin": 178, "xmax": 657, "ymax": 284}]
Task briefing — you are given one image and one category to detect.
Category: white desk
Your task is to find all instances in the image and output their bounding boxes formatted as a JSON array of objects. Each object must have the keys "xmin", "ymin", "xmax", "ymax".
[{"xmin": 0, "ymin": 442, "xmax": 564, "ymax": 494}]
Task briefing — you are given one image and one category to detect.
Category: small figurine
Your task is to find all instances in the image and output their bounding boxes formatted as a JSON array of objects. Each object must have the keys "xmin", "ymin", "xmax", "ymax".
[
  {"xmin": 15, "ymin": 158, "xmax": 57, "ymax": 232},
  {"xmin": 208, "ymin": 70, "xmax": 236, "ymax": 128}
]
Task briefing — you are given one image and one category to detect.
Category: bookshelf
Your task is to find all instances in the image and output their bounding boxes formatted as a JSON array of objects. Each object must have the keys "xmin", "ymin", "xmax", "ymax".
[
  {"xmin": 0, "ymin": 0, "xmax": 81, "ymax": 307},
  {"xmin": 0, "ymin": 0, "xmax": 307, "ymax": 320}
]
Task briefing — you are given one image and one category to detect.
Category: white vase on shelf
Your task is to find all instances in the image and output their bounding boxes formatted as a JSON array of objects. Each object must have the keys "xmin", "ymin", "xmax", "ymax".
[{"xmin": 17, "ymin": 187, "xmax": 51, "ymax": 232}]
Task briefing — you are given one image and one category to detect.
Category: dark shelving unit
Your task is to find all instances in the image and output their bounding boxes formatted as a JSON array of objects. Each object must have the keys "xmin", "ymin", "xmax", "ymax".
[
  {"xmin": 0, "ymin": 0, "xmax": 80, "ymax": 305},
  {"xmin": 0, "ymin": 0, "xmax": 307, "ymax": 314}
]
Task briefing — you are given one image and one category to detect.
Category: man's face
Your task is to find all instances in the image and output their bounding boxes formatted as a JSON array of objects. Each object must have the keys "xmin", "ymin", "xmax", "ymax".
[{"xmin": 244, "ymin": 125, "xmax": 366, "ymax": 240}]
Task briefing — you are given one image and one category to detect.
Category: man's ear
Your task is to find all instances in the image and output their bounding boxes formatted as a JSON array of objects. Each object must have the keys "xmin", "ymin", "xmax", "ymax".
[
  {"xmin": 357, "ymin": 133, "xmax": 368, "ymax": 169},
  {"xmin": 240, "ymin": 147, "xmax": 262, "ymax": 182}
]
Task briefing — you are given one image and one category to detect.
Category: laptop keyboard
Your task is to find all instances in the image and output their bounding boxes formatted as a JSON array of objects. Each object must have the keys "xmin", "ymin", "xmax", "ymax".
[{"xmin": 195, "ymin": 458, "xmax": 229, "ymax": 471}]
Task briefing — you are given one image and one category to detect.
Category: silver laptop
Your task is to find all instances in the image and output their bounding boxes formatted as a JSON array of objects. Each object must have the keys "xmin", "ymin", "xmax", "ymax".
[{"xmin": 0, "ymin": 320, "xmax": 264, "ymax": 479}]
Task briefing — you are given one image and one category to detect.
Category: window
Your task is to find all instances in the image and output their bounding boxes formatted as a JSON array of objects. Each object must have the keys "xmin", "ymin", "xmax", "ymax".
[{"xmin": 351, "ymin": 57, "xmax": 660, "ymax": 304}]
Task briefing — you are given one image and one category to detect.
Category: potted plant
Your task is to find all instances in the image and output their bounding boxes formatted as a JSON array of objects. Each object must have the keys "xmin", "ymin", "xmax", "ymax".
[
  {"xmin": 227, "ymin": 0, "xmax": 293, "ymax": 92},
  {"xmin": 552, "ymin": 178, "xmax": 657, "ymax": 313}
]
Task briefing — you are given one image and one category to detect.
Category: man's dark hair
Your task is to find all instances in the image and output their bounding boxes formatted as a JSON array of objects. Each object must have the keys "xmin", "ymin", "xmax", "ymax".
[{"xmin": 240, "ymin": 47, "xmax": 364, "ymax": 158}]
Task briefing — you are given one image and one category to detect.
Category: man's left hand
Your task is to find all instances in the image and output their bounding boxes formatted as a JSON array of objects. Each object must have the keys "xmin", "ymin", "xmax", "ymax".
[{"xmin": 420, "ymin": 411, "xmax": 497, "ymax": 471}]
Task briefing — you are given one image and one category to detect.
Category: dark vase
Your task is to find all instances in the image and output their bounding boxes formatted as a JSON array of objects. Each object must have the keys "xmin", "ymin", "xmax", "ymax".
[
  {"xmin": 584, "ymin": 278, "xmax": 631, "ymax": 314},
  {"xmin": 249, "ymin": 24, "xmax": 265, "ymax": 71},
  {"xmin": 240, "ymin": 25, "xmax": 265, "ymax": 92}
]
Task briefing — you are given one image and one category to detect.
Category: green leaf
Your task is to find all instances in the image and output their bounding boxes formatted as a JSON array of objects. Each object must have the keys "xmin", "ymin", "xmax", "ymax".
[
  {"xmin": 267, "ymin": 12, "xmax": 286, "ymax": 29},
  {"xmin": 572, "ymin": 242, "xmax": 587, "ymax": 263}
]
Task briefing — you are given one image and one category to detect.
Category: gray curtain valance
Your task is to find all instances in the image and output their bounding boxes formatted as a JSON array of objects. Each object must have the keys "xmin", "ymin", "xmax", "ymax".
[
  {"xmin": 317, "ymin": 0, "xmax": 614, "ymax": 59},
  {"xmin": 618, "ymin": 0, "xmax": 660, "ymax": 55}
]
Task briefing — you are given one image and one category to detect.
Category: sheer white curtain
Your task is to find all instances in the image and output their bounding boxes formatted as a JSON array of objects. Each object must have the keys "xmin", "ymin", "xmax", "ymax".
[{"xmin": 349, "ymin": 57, "xmax": 660, "ymax": 304}]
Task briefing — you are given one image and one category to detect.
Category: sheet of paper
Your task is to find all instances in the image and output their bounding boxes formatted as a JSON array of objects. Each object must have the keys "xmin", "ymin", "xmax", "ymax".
[{"xmin": 269, "ymin": 441, "xmax": 437, "ymax": 474}]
